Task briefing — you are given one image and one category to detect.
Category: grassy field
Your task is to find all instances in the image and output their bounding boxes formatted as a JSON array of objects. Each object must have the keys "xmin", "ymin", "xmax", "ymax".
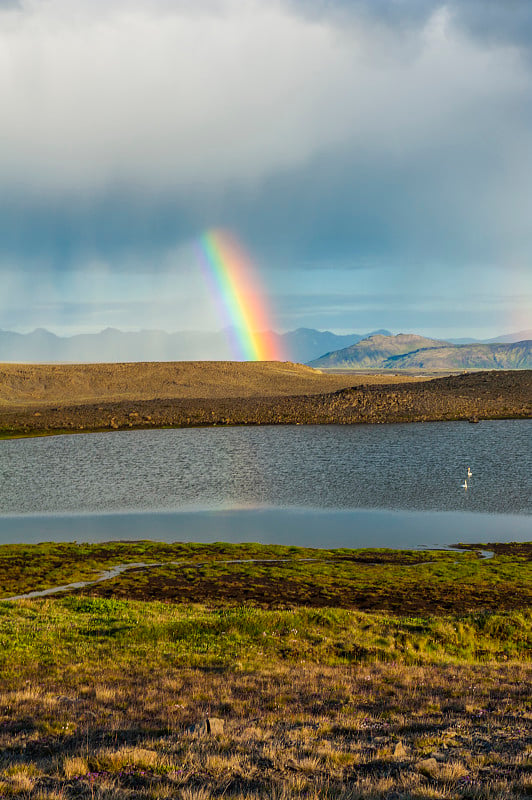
[
  {"xmin": 1, "ymin": 540, "xmax": 531, "ymax": 615},
  {"xmin": 0, "ymin": 541, "xmax": 530, "ymax": 798},
  {"xmin": 0, "ymin": 540, "xmax": 454, "ymax": 597}
]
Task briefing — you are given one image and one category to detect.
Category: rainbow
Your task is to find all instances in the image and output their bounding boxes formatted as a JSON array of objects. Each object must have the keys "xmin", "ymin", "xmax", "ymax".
[{"xmin": 197, "ymin": 229, "xmax": 284, "ymax": 361}]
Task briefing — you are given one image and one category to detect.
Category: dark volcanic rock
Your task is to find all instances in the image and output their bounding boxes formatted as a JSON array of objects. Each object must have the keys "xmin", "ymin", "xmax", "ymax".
[{"xmin": 0, "ymin": 370, "xmax": 530, "ymax": 437}]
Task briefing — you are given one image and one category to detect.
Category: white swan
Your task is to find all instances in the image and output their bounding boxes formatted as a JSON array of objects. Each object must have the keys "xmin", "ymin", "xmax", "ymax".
[
  {"xmin": 467, "ymin": 467, "xmax": 472, "ymax": 478},
  {"xmin": 462, "ymin": 479, "xmax": 468, "ymax": 489}
]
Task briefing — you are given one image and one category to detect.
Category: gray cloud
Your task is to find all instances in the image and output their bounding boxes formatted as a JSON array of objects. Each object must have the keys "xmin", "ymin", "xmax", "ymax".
[
  {"xmin": 1, "ymin": 0, "xmax": 530, "ymax": 269},
  {"xmin": 273, "ymin": 288, "xmax": 521, "ymax": 332},
  {"xmin": 447, "ymin": 1, "xmax": 532, "ymax": 54},
  {"xmin": 1, "ymin": 0, "xmax": 530, "ymax": 336},
  {"xmin": 289, "ymin": 1, "xmax": 532, "ymax": 56}
]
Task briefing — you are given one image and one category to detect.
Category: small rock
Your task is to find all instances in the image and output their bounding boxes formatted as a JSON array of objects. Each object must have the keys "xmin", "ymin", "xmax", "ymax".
[
  {"xmin": 430, "ymin": 751, "xmax": 447, "ymax": 762},
  {"xmin": 207, "ymin": 717, "xmax": 224, "ymax": 735},
  {"xmin": 416, "ymin": 757, "xmax": 439, "ymax": 776},
  {"xmin": 56, "ymin": 695, "xmax": 78, "ymax": 705},
  {"xmin": 393, "ymin": 741, "xmax": 408, "ymax": 759},
  {"xmin": 189, "ymin": 717, "xmax": 224, "ymax": 736}
]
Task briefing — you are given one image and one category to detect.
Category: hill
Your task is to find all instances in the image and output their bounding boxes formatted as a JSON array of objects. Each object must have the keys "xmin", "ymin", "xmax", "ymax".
[
  {"xmin": 276, "ymin": 327, "xmax": 391, "ymax": 363},
  {"xmin": 447, "ymin": 328, "xmax": 532, "ymax": 344},
  {"xmin": 386, "ymin": 341, "xmax": 532, "ymax": 370},
  {"xmin": 0, "ymin": 360, "xmax": 420, "ymax": 408},
  {"xmin": 310, "ymin": 333, "xmax": 448, "ymax": 368},
  {"xmin": 310, "ymin": 334, "xmax": 532, "ymax": 370},
  {"xmin": 1, "ymin": 369, "xmax": 529, "ymax": 436},
  {"xmin": 484, "ymin": 328, "xmax": 532, "ymax": 344}
]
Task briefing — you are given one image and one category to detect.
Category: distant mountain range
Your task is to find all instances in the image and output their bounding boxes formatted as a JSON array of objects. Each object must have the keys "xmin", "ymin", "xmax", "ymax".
[
  {"xmin": 1, "ymin": 327, "xmax": 530, "ymax": 368},
  {"xmin": 310, "ymin": 334, "xmax": 532, "ymax": 370},
  {"xmin": 0, "ymin": 326, "xmax": 391, "ymax": 365},
  {"xmin": 447, "ymin": 329, "xmax": 532, "ymax": 345}
]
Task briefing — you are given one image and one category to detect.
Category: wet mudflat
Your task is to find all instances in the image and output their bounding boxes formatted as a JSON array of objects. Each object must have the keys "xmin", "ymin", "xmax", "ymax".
[{"xmin": 70, "ymin": 542, "xmax": 532, "ymax": 616}]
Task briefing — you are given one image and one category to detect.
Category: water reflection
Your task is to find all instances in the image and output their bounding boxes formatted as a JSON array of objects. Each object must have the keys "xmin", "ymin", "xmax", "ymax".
[
  {"xmin": 0, "ymin": 507, "xmax": 530, "ymax": 548},
  {"xmin": 1, "ymin": 420, "xmax": 530, "ymax": 516}
]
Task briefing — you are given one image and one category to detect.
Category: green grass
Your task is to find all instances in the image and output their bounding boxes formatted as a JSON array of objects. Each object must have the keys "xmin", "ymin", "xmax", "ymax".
[
  {"xmin": 1, "ymin": 541, "xmax": 530, "ymax": 616},
  {"xmin": 91, "ymin": 550, "xmax": 531, "ymax": 614},
  {"xmin": 0, "ymin": 596, "xmax": 530, "ymax": 684},
  {"xmin": 0, "ymin": 541, "xmax": 530, "ymax": 798},
  {"xmin": 0, "ymin": 540, "xmax": 453, "ymax": 597}
]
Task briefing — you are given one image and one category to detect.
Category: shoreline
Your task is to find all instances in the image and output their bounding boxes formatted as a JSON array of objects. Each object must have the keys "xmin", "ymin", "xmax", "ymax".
[
  {"xmin": 1, "ymin": 369, "xmax": 530, "ymax": 439},
  {"xmin": 0, "ymin": 410, "xmax": 529, "ymax": 441},
  {"xmin": 0, "ymin": 539, "xmax": 529, "ymax": 613},
  {"xmin": 2, "ymin": 548, "xmax": 497, "ymax": 602},
  {"xmin": 1, "ymin": 508, "xmax": 530, "ymax": 551}
]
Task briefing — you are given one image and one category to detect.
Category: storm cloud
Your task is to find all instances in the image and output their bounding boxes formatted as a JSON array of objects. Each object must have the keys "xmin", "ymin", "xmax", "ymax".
[{"xmin": 1, "ymin": 0, "xmax": 531, "ymax": 336}]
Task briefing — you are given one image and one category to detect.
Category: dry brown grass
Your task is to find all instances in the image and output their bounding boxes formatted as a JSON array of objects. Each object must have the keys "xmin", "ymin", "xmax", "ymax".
[
  {"xmin": 0, "ymin": 661, "xmax": 530, "ymax": 798},
  {"xmin": 0, "ymin": 360, "xmax": 422, "ymax": 408}
]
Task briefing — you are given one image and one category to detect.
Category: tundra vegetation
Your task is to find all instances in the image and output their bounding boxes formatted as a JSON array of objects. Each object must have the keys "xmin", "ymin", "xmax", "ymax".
[{"xmin": 0, "ymin": 540, "xmax": 530, "ymax": 799}]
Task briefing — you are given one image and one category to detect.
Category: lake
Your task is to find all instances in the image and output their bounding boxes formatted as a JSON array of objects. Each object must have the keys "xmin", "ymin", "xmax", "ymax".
[{"xmin": 1, "ymin": 420, "xmax": 530, "ymax": 548}]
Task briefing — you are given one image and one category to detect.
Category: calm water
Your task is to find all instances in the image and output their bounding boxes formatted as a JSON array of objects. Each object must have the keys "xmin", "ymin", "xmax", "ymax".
[{"xmin": 1, "ymin": 420, "xmax": 530, "ymax": 547}]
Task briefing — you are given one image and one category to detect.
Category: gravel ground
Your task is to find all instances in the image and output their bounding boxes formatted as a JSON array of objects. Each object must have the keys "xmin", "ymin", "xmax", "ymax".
[{"xmin": 1, "ymin": 369, "xmax": 530, "ymax": 436}]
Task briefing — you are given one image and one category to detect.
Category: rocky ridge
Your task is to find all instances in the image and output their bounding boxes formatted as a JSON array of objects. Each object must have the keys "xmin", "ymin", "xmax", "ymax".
[{"xmin": 1, "ymin": 370, "xmax": 529, "ymax": 436}]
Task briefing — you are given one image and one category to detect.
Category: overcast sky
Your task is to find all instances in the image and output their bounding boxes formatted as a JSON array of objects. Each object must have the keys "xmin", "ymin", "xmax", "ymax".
[{"xmin": 1, "ymin": 0, "xmax": 531, "ymax": 337}]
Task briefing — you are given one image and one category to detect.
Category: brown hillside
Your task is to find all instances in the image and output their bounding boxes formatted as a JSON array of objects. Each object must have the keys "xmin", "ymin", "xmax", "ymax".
[
  {"xmin": 387, "ymin": 341, "xmax": 531, "ymax": 370},
  {"xmin": 310, "ymin": 333, "xmax": 447, "ymax": 368},
  {"xmin": 0, "ymin": 360, "xmax": 422, "ymax": 408},
  {"xmin": 0, "ymin": 369, "xmax": 529, "ymax": 437}
]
